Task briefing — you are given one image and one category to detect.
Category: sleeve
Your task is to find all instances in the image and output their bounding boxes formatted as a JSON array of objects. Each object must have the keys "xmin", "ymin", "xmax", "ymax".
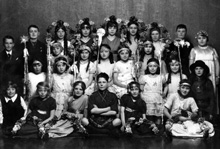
[
  {"xmin": 84, "ymin": 95, "xmax": 88, "ymax": 109},
  {"xmin": 190, "ymin": 98, "xmax": 199, "ymax": 113},
  {"xmin": 206, "ymin": 80, "xmax": 215, "ymax": 114},
  {"xmin": 164, "ymin": 94, "xmax": 174, "ymax": 110},
  {"xmin": 120, "ymin": 94, "xmax": 127, "ymax": 107},
  {"xmin": 28, "ymin": 98, "xmax": 35, "ymax": 111},
  {"xmin": 88, "ymin": 94, "xmax": 95, "ymax": 112},
  {"xmin": 89, "ymin": 62, "xmax": 96, "ymax": 74},
  {"xmin": 49, "ymin": 97, "xmax": 56, "ymax": 111},
  {"xmin": 20, "ymin": 96, "xmax": 28, "ymax": 111},
  {"xmin": 140, "ymin": 99, "xmax": 147, "ymax": 114},
  {"xmin": 113, "ymin": 62, "xmax": 120, "ymax": 73},
  {"xmin": 212, "ymin": 48, "xmax": 219, "ymax": 60},
  {"xmin": 189, "ymin": 48, "xmax": 195, "ymax": 60},
  {"xmin": 138, "ymin": 75, "xmax": 145, "ymax": 85},
  {"xmin": 110, "ymin": 93, "xmax": 118, "ymax": 113}
]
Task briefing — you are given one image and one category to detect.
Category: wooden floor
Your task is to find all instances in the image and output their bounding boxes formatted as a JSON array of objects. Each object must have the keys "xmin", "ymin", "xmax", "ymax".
[{"xmin": 0, "ymin": 129, "xmax": 219, "ymax": 149}]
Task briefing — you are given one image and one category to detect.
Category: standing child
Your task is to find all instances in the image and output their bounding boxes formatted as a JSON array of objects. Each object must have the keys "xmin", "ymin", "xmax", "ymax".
[
  {"xmin": 139, "ymin": 58, "xmax": 167, "ymax": 125},
  {"xmin": 75, "ymin": 45, "xmax": 95, "ymax": 96},
  {"xmin": 51, "ymin": 56, "xmax": 74, "ymax": 119},
  {"xmin": 120, "ymin": 81, "xmax": 159, "ymax": 135},
  {"xmin": 28, "ymin": 58, "xmax": 46, "ymax": 99},
  {"xmin": 95, "ymin": 44, "xmax": 115, "ymax": 92},
  {"xmin": 189, "ymin": 60, "xmax": 215, "ymax": 121},
  {"xmin": 112, "ymin": 46, "xmax": 135, "ymax": 98},
  {"xmin": 102, "ymin": 15, "xmax": 121, "ymax": 61},
  {"xmin": 166, "ymin": 57, "xmax": 187, "ymax": 98},
  {"xmin": 15, "ymin": 82, "xmax": 56, "ymax": 139},
  {"xmin": 0, "ymin": 81, "xmax": 27, "ymax": 136},
  {"xmin": 48, "ymin": 81, "xmax": 88, "ymax": 138}
]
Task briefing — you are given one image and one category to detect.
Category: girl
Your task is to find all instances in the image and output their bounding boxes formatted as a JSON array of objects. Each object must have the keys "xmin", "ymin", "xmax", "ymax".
[
  {"xmin": 102, "ymin": 15, "xmax": 121, "ymax": 61},
  {"xmin": 28, "ymin": 58, "xmax": 46, "ymax": 99},
  {"xmin": 139, "ymin": 40, "xmax": 155, "ymax": 75},
  {"xmin": 54, "ymin": 20, "xmax": 70, "ymax": 55},
  {"xmin": 15, "ymin": 82, "xmax": 56, "ymax": 139},
  {"xmin": 95, "ymin": 44, "xmax": 115, "ymax": 92},
  {"xmin": 48, "ymin": 81, "xmax": 88, "ymax": 138},
  {"xmin": 120, "ymin": 81, "xmax": 159, "ymax": 135},
  {"xmin": 189, "ymin": 30, "xmax": 219, "ymax": 92},
  {"xmin": 189, "ymin": 60, "xmax": 215, "ymax": 121},
  {"xmin": 126, "ymin": 16, "xmax": 140, "ymax": 59},
  {"xmin": 0, "ymin": 81, "xmax": 27, "ymax": 136},
  {"xmin": 112, "ymin": 46, "xmax": 135, "ymax": 98},
  {"xmin": 75, "ymin": 45, "xmax": 95, "ymax": 96},
  {"xmin": 79, "ymin": 18, "xmax": 97, "ymax": 61},
  {"xmin": 139, "ymin": 58, "xmax": 167, "ymax": 125},
  {"xmin": 166, "ymin": 57, "xmax": 187, "ymax": 97},
  {"xmin": 51, "ymin": 56, "xmax": 74, "ymax": 119}
]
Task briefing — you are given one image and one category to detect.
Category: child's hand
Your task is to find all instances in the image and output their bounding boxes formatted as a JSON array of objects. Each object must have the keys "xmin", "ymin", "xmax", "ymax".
[{"xmin": 121, "ymin": 125, "xmax": 125, "ymax": 132}]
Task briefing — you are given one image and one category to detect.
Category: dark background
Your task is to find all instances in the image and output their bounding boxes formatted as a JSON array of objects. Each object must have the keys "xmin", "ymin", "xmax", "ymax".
[{"xmin": 0, "ymin": 0, "xmax": 220, "ymax": 54}]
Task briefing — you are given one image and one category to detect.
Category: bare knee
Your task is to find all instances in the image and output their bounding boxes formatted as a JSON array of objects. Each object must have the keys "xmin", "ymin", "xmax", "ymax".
[
  {"xmin": 112, "ymin": 118, "xmax": 121, "ymax": 127},
  {"xmin": 81, "ymin": 118, "xmax": 89, "ymax": 126}
]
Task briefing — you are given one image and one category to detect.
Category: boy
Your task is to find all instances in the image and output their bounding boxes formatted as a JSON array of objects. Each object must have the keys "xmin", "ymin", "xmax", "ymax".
[
  {"xmin": 81, "ymin": 73, "xmax": 121, "ymax": 136},
  {"xmin": 167, "ymin": 24, "xmax": 193, "ymax": 77},
  {"xmin": 0, "ymin": 35, "xmax": 23, "ymax": 93}
]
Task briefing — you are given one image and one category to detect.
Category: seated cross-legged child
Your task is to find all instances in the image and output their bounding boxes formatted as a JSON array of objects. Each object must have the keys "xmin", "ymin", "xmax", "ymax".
[
  {"xmin": 14, "ymin": 82, "xmax": 56, "ymax": 139},
  {"xmin": 120, "ymin": 81, "xmax": 159, "ymax": 136},
  {"xmin": 164, "ymin": 79, "xmax": 214, "ymax": 139},
  {"xmin": 0, "ymin": 81, "xmax": 27, "ymax": 137},
  {"xmin": 81, "ymin": 73, "xmax": 121, "ymax": 137}
]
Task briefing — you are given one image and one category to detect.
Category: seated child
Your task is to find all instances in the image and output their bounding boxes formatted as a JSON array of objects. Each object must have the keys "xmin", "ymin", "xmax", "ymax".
[
  {"xmin": 120, "ymin": 81, "xmax": 159, "ymax": 135},
  {"xmin": 81, "ymin": 73, "xmax": 121, "ymax": 136},
  {"xmin": 14, "ymin": 82, "xmax": 56, "ymax": 139},
  {"xmin": 164, "ymin": 79, "xmax": 214, "ymax": 139},
  {"xmin": 0, "ymin": 81, "xmax": 27, "ymax": 136}
]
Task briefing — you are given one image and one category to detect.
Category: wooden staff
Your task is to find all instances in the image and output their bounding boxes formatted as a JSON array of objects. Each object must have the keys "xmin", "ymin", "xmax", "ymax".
[
  {"xmin": 159, "ymin": 52, "xmax": 164, "ymax": 125},
  {"xmin": 21, "ymin": 36, "xmax": 29, "ymax": 101},
  {"xmin": 176, "ymin": 39, "xmax": 183, "ymax": 81}
]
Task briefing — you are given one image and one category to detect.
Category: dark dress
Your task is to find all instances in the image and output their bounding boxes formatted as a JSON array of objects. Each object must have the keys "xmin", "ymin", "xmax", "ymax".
[
  {"xmin": 88, "ymin": 90, "xmax": 118, "ymax": 128},
  {"xmin": 0, "ymin": 95, "xmax": 24, "ymax": 134}
]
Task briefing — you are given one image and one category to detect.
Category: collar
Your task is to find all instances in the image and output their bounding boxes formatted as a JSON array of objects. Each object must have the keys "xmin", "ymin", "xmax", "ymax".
[
  {"xmin": 5, "ymin": 94, "xmax": 18, "ymax": 103},
  {"xmin": 6, "ymin": 51, "xmax": 12, "ymax": 55}
]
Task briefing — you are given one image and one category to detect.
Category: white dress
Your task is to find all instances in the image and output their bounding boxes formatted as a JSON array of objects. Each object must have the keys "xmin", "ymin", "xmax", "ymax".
[
  {"xmin": 112, "ymin": 60, "xmax": 135, "ymax": 98},
  {"xmin": 28, "ymin": 72, "xmax": 46, "ymax": 98}
]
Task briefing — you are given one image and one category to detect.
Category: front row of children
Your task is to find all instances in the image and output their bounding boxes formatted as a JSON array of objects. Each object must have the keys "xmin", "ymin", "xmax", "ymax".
[{"xmin": 0, "ymin": 71, "xmax": 215, "ymax": 140}]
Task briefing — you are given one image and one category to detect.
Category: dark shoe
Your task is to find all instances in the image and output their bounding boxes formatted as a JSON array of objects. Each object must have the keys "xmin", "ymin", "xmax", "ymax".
[
  {"xmin": 164, "ymin": 130, "xmax": 172, "ymax": 142},
  {"xmin": 203, "ymin": 129, "xmax": 209, "ymax": 139}
]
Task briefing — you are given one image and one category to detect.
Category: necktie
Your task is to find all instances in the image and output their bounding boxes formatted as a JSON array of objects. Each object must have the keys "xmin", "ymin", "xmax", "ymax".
[{"xmin": 7, "ymin": 54, "xmax": 11, "ymax": 60}]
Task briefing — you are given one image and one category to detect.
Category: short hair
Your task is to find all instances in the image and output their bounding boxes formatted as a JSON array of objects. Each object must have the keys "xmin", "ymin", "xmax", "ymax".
[
  {"xmin": 4, "ymin": 80, "xmax": 18, "ymax": 95},
  {"xmin": 36, "ymin": 82, "xmax": 50, "ymax": 97},
  {"xmin": 28, "ymin": 25, "xmax": 39, "ymax": 32},
  {"xmin": 73, "ymin": 81, "xmax": 86, "ymax": 94},
  {"xmin": 3, "ymin": 35, "xmax": 14, "ymax": 45},
  {"xmin": 97, "ymin": 72, "xmax": 109, "ymax": 82},
  {"xmin": 127, "ymin": 81, "xmax": 141, "ymax": 92},
  {"xmin": 176, "ymin": 24, "xmax": 187, "ymax": 32}
]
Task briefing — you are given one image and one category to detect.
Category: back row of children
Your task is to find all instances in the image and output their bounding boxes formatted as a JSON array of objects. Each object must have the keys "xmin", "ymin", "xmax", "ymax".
[{"xmin": 0, "ymin": 15, "xmax": 218, "ymax": 139}]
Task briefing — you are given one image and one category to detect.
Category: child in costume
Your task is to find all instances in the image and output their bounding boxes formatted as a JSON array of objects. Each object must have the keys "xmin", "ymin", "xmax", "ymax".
[{"xmin": 120, "ymin": 81, "xmax": 159, "ymax": 135}]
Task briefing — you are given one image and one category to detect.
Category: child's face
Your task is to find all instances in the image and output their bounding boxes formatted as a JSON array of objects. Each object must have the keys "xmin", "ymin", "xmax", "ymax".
[
  {"xmin": 7, "ymin": 87, "xmax": 16, "ymax": 98},
  {"xmin": 128, "ymin": 24, "xmax": 138, "ymax": 36},
  {"xmin": 57, "ymin": 28, "xmax": 65, "ymax": 40},
  {"xmin": 197, "ymin": 35, "xmax": 208, "ymax": 47},
  {"xmin": 100, "ymin": 47, "xmax": 110, "ymax": 60},
  {"xmin": 74, "ymin": 84, "xmax": 84, "ymax": 97},
  {"xmin": 119, "ymin": 50, "xmax": 129, "ymax": 62},
  {"xmin": 97, "ymin": 77, "xmax": 108, "ymax": 91},
  {"xmin": 179, "ymin": 85, "xmax": 190, "ymax": 96},
  {"xmin": 130, "ymin": 86, "xmax": 139, "ymax": 98},
  {"xmin": 144, "ymin": 44, "xmax": 153, "ymax": 55},
  {"xmin": 176, "ymin": 28, "xmax": 186, "ymax": 39},
  {"xmin": 195, "ymin": 66, "xmax": 204, "ymax": 77},
  {"xmin": 170, "ymin": 60, "xmax": 180, "ymax": 74},
  {"xmin": 80, "ymin": 50, "xmax": 90, "ymax": 61},
  {"xmin": 29, "ymin": 27, "xmax": 39, "ymax": 40},
  {"xmin": 108, "ymin": 26, "xmax": 117, "ymax": 36},
  {"xmin": 4, "ymin": 38, "xmax": 14, "ymax": 52},
  {"xmin": 52, "ymin": 47, "xmax": 62, "ymax": 56},
  {"xmin": 148, "ymin": 62, "xmax": 158, "ymax": 74},
  {"xmin": 81, "ymin": 25, "xmax": 90, "ymax": 37},
  {"xmin": 57, "ymin": 62, "xmax": 67, "ymax": 74},
  {"xmin": 33, "ymin": 61, "xmax": 42, "ymax": 74},
  {"xmin": 151, "ymin": 30, "xmax": 160, "ymax": 42},
  {"xmin": 37, "ymin": 87, "xmax": 48, "ymax": 99}
]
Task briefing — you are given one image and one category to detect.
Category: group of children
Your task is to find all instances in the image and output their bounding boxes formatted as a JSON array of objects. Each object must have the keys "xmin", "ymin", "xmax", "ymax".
[{"xmin": 0, "ymin": 15, "xmax": 219, "ymax": 140}]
